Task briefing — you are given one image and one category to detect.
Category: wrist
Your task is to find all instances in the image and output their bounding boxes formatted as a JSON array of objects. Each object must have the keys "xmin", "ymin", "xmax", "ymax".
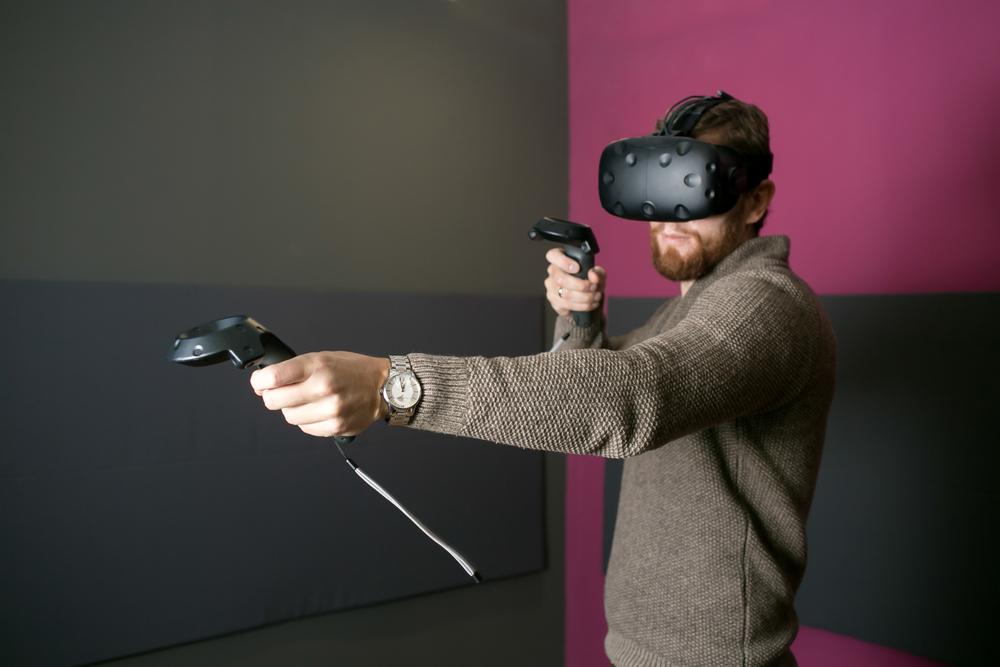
[
  {"xmin": 375, "ymin": 357, "xmax": 391, "ymax": 422},
  {"xmin": 381, "ymin": 355, "xmax": 423, "ymax": 426}
]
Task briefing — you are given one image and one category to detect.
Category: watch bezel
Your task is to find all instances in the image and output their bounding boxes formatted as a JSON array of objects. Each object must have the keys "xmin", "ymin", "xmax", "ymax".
[{"xmin": 382, "ymin": 370, "xmax": 422, "ymax": 410}]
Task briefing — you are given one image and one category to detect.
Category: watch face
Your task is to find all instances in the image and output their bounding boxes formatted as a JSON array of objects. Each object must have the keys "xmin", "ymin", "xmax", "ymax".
[{"xmin": 385, "ymin": 371, "xmax": 421, "ymax": 409}]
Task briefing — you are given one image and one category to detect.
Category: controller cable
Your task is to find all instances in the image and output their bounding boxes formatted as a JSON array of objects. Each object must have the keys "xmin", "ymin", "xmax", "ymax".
[
  {"xmin": 332, "ymin": 438, "xmax": 482, "ymax": 583},
  {"xmin": 333, "ymin": 313, "xmax": 574, "ymax": 576},
  {"xmin": 549, "ymin": 331, "xmax": 571, "ymax": 353}
]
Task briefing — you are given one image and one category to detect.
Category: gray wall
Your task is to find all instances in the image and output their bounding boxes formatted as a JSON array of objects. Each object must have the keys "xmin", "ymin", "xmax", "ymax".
[
  {"xmin": 1, "ymin": 2, "xmax": 567, "ymax": 665},
  {"xmin": 0, "ymin": 0, "xmax": 566, "ymax": 296},
  {"xmin": 0, "ymin": 282, "xmax": 558, "ymax": 667}
]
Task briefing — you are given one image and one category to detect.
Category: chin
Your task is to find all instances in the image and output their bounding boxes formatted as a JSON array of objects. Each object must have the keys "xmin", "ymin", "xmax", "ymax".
[{"xmin": 659, "ymin": 239, "xmax": 699, "ymax": 260}]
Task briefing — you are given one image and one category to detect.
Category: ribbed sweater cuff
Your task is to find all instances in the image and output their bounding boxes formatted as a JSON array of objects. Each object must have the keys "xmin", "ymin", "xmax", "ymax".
[
  {"xmin": 605, "ymin": 630, "xmax": 669, "ymax": 667},
  {"xmin": 405, "ymin": 353, "xmax": 470, "ymax": 435},
  {"xmin": 553, "ymin": 311, "xmax": 605, "ymax": 345}
]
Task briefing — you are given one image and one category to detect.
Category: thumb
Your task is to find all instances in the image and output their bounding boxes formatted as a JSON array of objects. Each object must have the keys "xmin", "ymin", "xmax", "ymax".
[{"xmin": 250, "ymin": 355, "xmax": 310, "ymax": 392}]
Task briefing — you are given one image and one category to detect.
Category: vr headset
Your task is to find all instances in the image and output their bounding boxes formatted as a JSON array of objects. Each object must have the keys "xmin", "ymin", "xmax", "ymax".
[{"xmin": 598, "ymin": 90, "xmax": 773, "ymax": 222}]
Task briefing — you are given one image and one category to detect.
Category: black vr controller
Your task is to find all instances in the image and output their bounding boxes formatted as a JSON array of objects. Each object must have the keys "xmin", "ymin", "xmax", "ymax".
[
  {"xmin": 529, "ymin": 217, "xmax": 600, "ymax": 328},
  {"xmin": 168, "ymin": 315, "xmax": 354, "ymax": 445}
]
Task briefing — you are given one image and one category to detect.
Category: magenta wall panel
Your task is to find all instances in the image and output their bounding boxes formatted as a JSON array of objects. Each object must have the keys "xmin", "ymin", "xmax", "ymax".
[
  {"xmin": 569, "ymin": 0, "xmax": 1000, "ymax": 300},
  {"xmin": 565, "ymin": 1, "xmax": 1000, "ymax": 665}
]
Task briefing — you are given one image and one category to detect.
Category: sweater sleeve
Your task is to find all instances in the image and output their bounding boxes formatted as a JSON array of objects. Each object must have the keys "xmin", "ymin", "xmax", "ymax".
[{"xmin": 406, "ymin": 274, "xmax": 819, "ymax": 458}]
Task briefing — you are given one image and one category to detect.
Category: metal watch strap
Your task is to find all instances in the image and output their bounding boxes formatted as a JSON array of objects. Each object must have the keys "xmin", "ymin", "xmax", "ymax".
[{"xmin": 386, "ymin": 355, "xmax": 416, "ymax": 426}]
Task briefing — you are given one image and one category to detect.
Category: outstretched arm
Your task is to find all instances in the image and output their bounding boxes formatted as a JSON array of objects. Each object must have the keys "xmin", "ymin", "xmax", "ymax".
[
  {"xmin": 250, "ymin": 274, "xmax": 818, "ymax": 460},
  {"xmin": 406, "ymin": 275, "xmax": 819, "ymax": 458}
]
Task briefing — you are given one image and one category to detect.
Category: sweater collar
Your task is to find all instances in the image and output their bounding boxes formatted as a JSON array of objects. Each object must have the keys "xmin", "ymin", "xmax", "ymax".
[{"xmin": 684, "ymin": 235, "xmax": 790, "ymax": 298}]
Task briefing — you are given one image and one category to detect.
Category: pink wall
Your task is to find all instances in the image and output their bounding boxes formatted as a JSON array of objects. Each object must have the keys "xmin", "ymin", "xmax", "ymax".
[
  {"xmin": 570, "ymin": 0, "xmax": 1000, "ymax": 301},
  {"xmin": 565, "ymin": 1, "xmax": 1000, "ymax": 665}
]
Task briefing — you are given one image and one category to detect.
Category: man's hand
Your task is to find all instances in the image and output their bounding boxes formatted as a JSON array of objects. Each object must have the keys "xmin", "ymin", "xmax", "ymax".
[
  {"xmin": 544, "ymin": 248, "xmax": 606, "ymax": 318},
  {"xmin": 250, "ymin": 352, "xmax": 391, "ymax": 438}
]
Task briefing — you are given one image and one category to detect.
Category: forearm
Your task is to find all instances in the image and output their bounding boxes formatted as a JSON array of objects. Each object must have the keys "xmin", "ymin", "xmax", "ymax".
[{"xmin": 407, "ymin": 347, "xmax": 668, "ymax": 458}]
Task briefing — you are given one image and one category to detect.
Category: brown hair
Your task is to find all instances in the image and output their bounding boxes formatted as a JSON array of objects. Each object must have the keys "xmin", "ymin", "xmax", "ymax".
[{"xmin": 691, "ymin": 99, "xmax": 772, "ymax": 234}]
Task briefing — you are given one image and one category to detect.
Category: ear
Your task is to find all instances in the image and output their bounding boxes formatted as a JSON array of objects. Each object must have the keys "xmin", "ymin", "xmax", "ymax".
[{"xmin": 745, "ymin": 179, "xmax": 775, "ymax": 225}]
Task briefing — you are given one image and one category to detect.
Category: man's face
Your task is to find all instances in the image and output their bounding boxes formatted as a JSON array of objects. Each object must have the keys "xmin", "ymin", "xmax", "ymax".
[
  {"xmin": 648, "ymin": 210, "xmax": 747, "ymax": 282},
  {"xmin": 648, "ymin": 129, "xmax": 760, "ymax": 283}
]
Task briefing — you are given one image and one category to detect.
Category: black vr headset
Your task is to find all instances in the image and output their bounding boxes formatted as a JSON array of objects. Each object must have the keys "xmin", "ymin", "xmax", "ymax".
[{"xmin": 598, "ymin": 90, "xmax": 773, "ymax": 222}]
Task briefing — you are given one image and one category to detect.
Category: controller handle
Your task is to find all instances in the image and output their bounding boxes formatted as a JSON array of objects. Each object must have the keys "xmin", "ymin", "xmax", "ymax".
[
  {"xmin": 168, "ymin": 315, "xmax": 355, "ymax": 445},
  {"xmin": 528, "ymin": 217, "xmax": 600, "ymax": 327}
]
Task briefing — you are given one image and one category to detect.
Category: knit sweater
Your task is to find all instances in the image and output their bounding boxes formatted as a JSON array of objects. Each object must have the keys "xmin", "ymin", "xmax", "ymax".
[{"xmin": 405, "ymin": 235, "xmax": 837, "ymax": 666}]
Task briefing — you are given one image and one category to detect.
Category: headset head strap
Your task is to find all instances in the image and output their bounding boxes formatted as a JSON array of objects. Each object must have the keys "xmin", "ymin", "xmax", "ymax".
[{"xmin": 655, "ymin": 90, "xmax": 734, "ymax": 137}]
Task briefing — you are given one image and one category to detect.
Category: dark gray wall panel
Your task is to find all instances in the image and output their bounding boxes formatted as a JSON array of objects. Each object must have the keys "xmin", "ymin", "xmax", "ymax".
[
  {"xmin": 95, "ymin": 453, "xmax": 565, "ymax": 667},
  {"xmin": 0, "ymin": 280, "xmax": 548, "ymax": 667},
  {"xmin": 796, "ymin": 293, "xmax": 999, "ymax": 665},
  {"xmin": 601, "ymin": 293, "xmax": 1000, "ymax": 665}
]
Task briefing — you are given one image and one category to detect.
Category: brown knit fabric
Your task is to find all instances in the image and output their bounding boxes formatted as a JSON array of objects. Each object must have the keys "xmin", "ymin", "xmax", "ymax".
[{"xmin": 406, "ymin": 235, "xmax": 836, "ymax": 666}]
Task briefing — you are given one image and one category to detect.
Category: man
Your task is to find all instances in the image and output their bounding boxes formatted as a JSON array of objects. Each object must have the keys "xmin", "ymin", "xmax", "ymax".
[{"xmin": 250, "ymin": 96, "xmax": 837, "ymax": 666}]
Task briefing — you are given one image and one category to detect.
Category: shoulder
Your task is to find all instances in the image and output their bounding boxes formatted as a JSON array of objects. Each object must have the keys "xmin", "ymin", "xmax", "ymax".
[
  {"xmin": 693, "ymin": 235, "xmax": 817, "ymax": 311},
  {"xmin": 686, "ymin": 263, "xmax": 825, "ymax": 352},
  {"xmin": 700, "ymin": 263, "xmax": 817, "ymax": 312}
]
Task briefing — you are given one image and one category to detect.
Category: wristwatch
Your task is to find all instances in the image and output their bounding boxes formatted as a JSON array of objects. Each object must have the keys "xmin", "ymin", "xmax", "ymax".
[{"xmin": 381, "ymin": 355, "xmax": 423, "ymax": 425}]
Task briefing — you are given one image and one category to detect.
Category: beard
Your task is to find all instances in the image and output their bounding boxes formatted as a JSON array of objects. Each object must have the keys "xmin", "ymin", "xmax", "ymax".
[{"xmin": 648, "ymin": 216, "xmax": 746, "ymax": 282}]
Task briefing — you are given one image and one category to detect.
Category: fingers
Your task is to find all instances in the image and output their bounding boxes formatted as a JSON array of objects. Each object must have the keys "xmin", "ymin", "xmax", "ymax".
[
  {"xmin": 252, "ymin": 351, "xmax": 386, "ymax": 438},
  {"xmin": 544, "ymin": 249, "xmax": 606, "ymax": 288},
  {"xmin": 255, "ymin": 355, "xmax": 335, "ymax": 410},
  {"xmin": 281, "ymin": 396, "xmax": 343, "ymax": 427},
  {"xmin": 545, "ymin": 248, "xmax": 583, "ymax": 275},
  {"xmin": 259, "ymin": 383, "xmax": 319, "ymax": 411},
  {"xmin": 544, "ymin": 249, "xmax": 606, "ymax": 316},
  {"xmin": 279, "ymin": 395, "xmax": 363, "ymax": 436},
  {"xmin": 545, "ymin": 275, "xmax": 601, "ymax": 303},
  {"xmin": 250, "ymin": 355, "xmax": 313, "ymax": 394},
  {"xmin": 545, "ymin": 275, "xmax": 603, "ymax": 313},
  {"xmin": 547, "ymin": 263, "xmax": 593, "ymax": 292},
  {"xmin": 590, "ymin": 266, "xmax": 607, "ymax": 289}
]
